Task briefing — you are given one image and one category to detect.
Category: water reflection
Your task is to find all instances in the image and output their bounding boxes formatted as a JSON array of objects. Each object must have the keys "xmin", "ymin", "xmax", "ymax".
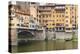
[{"xmin": 15, "ymin": 40, "xmax": 77, "ymax": 52}]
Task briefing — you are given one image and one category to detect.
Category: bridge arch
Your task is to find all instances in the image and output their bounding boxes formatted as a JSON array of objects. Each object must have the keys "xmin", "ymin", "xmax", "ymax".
[{"xmin": 18, "ymin": 30, "xmax": 34, "ymax": 38}]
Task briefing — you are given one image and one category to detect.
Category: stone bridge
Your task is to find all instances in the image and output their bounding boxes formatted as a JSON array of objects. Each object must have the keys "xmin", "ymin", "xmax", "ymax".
[
  {"xmin": 17, "ymin": 28, "xmax": 46, "ymax": 40},
  {"xmin": 10, "ymin": 28, "xmax": 77, "ymax": 46}
]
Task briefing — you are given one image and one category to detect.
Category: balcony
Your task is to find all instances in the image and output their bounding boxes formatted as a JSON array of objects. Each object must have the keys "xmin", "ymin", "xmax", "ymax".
[
  {"xmin": 55, "ymin": 6, "xmax": 65, "ymax": 9},
  {"xmin": 18, "ymin": 24, "xmax": 28, "ymax": 27},
  {"xmin": 56, "ymin": 23, "xmax": 64, "ymax": 27}
]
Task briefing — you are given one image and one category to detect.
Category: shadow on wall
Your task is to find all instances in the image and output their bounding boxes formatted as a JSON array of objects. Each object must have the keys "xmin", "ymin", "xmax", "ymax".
[{"xmin": 18, "ymin": 31, "xmax": 34, "ymax": 38}]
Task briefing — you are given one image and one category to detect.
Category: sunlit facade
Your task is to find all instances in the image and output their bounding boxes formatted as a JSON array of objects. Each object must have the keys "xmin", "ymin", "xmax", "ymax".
[
  {"xmin": 9, "ymin": 2, "xmax": 78, "ymax": 32},
  {"xmin": 38, "ymin": 3, "xmax": 78, "ymax": 32}
]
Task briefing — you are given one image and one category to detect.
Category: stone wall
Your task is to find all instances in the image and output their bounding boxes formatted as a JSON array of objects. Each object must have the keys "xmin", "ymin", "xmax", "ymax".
[
  {"xmin": 32, "ymin": 30, "xmax": 77, "ymax": 40},
  {"xmin": 56, "ymin": 32, "xmax": 72, "ymax": 40},
  {"xmin": 34, "ymin": 31, "xmax": 46, "ymax": 40},
  {"xmin": 46, "ymin": 31, "xmax": 77, "ymax": 40},
  {"xmin": 10, "ymin": 28, "xmax": 17, "ymax": 45},
  {"xmin": 10, "ymin": 29, "xmax": 78, "ymax": 46}
]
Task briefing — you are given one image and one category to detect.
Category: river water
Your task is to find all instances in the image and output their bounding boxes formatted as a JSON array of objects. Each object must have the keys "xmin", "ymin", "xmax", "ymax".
[{"xmin": 12, "ymin": 40, "xmax": 77, "ymax": 52}]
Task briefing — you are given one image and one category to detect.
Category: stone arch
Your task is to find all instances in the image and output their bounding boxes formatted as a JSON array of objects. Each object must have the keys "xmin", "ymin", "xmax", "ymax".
[{"xmin": 18, "ymin": 30, "xmax": 34, "ymax": 38}]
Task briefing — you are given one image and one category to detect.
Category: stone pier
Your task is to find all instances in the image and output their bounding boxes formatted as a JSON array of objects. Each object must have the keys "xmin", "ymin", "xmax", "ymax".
[{"xmin": 9, "ymin": 28, "xmax": 17, "ymax": 46}]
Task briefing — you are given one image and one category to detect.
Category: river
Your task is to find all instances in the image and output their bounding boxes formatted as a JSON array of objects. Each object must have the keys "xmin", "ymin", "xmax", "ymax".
[{"xmin": 11, "ymin": 40, "xmax": 78, "ymax": 52}]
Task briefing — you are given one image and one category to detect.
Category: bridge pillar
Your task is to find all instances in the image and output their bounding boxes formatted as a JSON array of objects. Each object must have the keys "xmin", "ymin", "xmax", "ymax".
[
  {"xmin": 43, "ymin": 28, "xmax": 46, "ymax": 40},
  {"xmin": 10, "ymin": 28, "xmax": 17, "ymax": 46}
]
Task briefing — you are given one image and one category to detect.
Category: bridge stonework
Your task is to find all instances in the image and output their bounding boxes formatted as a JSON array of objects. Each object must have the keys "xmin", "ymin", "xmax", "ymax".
[
  {"xmin": 17, "ymin": 28, "xmax": 46, "ymax": 40},
  {"xmin": 10, "ymin": 28, "xmax": 77, "ymax": 46}
]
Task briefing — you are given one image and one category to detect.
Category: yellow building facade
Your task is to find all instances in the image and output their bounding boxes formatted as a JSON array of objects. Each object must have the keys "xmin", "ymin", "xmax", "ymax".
[{"xmin": 38, "ymin": 4, "xmax": 78, "ymax": 32}]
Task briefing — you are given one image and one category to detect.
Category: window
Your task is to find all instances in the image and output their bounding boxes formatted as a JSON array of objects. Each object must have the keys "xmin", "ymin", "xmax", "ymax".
[
  {"xmin": 37, "ymin": 19, "xmax": 38, "ymax": 21},
  {"xmin": 59, "ymin": 15, "xmax": 61, "ymax": 17},
  {"xmin": 66, "ymin": 24, "xmax": 68, "ymax": 26},
  {"xmin": 60, "ymin": 28, "xmax": 61, "ymax": 30},
  {"xmin": 52, "ymin": 24, "xmax": 55, "ymax": 25},
  {"xmin": 65, "ymin": 16, "xmax": 68, "ymax": 18},
  {"xmin": 66, "ymin": 12, "xmax": 68, "ymax": 14},
  {"xmin": 45, "ymin": 20, "xmax": 48, "ymax": 22},
  {"xmin": 32, "ymin": 25, "xmax": 35, "ymax": 28},
  {"xmin": 56, "ymin": 23, "xmax": 63, "ymax": 26},
  {"xmin": 24, "ymin": 23, "xmax": 29, "ymax": 24},
  {"xmin": 9, "ymin": 23, "xmax": 14, "ymax": 26},
  {"xmin": 20, "ymin": 16, "xmax": 23, "ymax": 22},
  {"xmin": 30, "ymin": 25, "xmax": 31, "ymax": 27},
  {"xmin": 56, "ymin": 23, "xmax": 60, "ymax": 26},
  {"xmin": 42, "ymin": 7, "xmax": 45, "ymax": 9},
  {"xmin": 42, "ymin": 15, "xmax": 45, "ymax": 18},
  {"xmin": 53, "ymin": 15, "xmax": 55, "ymax": 17},
  {"xmin": 39, "ymin": 15, "xmax": 41, "ymax": 18},
  {"xmin": 11, "ymin": 12, "xmax": 15, "ymax": 16},
  {"xmin": 34, "ymin": 6, "xmax": 35, "ymax": 8},
  {"xmin": 37, "ymin": 15, "xmax": 38, "ymax": 17},
  {"xmin": 66, "ymin": 20, "xmax": 68, "ymax": 22},
  {"xmin": 30, "ymin": 20, "xmax": 35, "ymax": 23},
  {"xmin": 26, "ymin": 25, "xmax": 28, "ymax": 27},
  {"xmin": 66, "ymin": 7, "xmax": 68, "ymax": 9},
  {"xmin": 39, "ymin": 20, "xmax": 41, "ymax": 23},
  {"xmin": 10, "ymin": 18, "xmax": 13, "ymax": 20},
  {"xmin": 66, "ymin": 28, "xmax": 71, "ymax": 30},
  {"xmin": 50, "ymin": 24, "xmax": 51, "ymax": 25},
  {"xmin": 72, "ymin": 20, "xmax": 74, "ymax": 23},
  {"xmin": 46, "ymin": 24, "xmax": 48, "ymax": 25},
  {"xmin": 17, "ymin": 24, "xmax": 20, "ymax": 26},
  {"xmin": 21, "ymin": 24, "xmax": 25, "ymax": 27},
  {"xmin": 72, "ymin": 16, "xmax": 74, "ymax": 18},
  {"xmin": 34, "ymin": 18, "xmax": 36, "ymax": 20},
  {"xmin": 62, "ymin": 15, "xmax": 64, "ymax": 17},
  {"xmin": 72, "ymin": 7, "xmax": 74, "ymax": 9},
  {"xmin": 72, "ymin": 24, "xmax": 75, "ymax": 26}
]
